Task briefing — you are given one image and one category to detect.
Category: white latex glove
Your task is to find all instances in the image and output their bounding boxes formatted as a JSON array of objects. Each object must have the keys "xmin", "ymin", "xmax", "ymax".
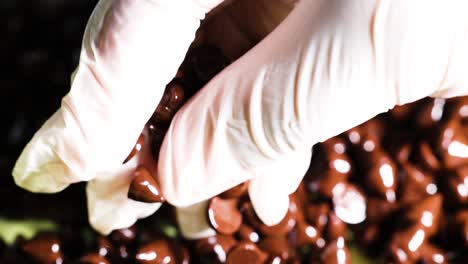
[
  {"xmin": 160, "ymin": 0, "xmax": 468, "ymax": 228},
  {"xmin": 12, "ymin": 0, "xmax": 226, "ymax": 234}
]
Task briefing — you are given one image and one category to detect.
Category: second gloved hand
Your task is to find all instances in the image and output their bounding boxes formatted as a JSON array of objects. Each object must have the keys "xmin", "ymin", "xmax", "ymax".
[{"xmin": 159, "ymin": 0, "xmax": 468, "ymax": 227}]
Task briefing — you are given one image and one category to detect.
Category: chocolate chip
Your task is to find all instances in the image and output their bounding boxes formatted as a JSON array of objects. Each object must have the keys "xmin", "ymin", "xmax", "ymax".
[
  {"xmin": 399, "ymin": 163, "xmax": 437, "ymax": 206},
  {"xmin": 135, "ymin": 239, "xmax": 189, "ymax": 264},
  {"xmin": 419, "ymin": 243, "xmax": 447, "ymax": 264},
  {"xmin": 195, "ymin": 235, "xmax": 237, "ymax": 263},
  {"xmin": 418, "ymin": 141, "xmax": 441, "ymax": 171},
  {"xmin": 207, "ymin": 197, "xmax": 242, "ymax": 235},
  {"xmin": 220, "ymin": 182, "xmax": 248, "ymax": 199},
  {"xmin": 306, "ymin": 203, "xmax": 330, "ymax": 233},
  {"xmin": 320, "ymin": 237, "xmax": 351, "ymax": 264},
  {"xmin": 78, "ymin": 253, "xmax": 110, "ymax": 264},
  {"xmin": 259, "ymin": 236, "xmax": 292, "ymax": 260},
  {"xmin": 436, "ymin": 119, "xmax": 468, "ymax": 169},
  {"xmin": 390, "ymin": 226, "xmax": 428, "ymax": 261},
  {"xmin": 128, "ymin": 165, "xmax": 165, "ymax": 203},
  {"xmin": 151, "ymin": 79, "xmax": 186, "ymax": 124},
  {"xmin": 226, "ymin": 242, "xmax": 267, "ymax": 264},
  {"xmin": 290, "ymin": 220, "xmax": 320, "ymax": 247},
  {"xmin": 445, "ymin": 166, "xmax": 468, "ymax": 205},
  {"xmin": 243, "ymin": 200, "xmax": 297, "ymax": 236},
  {"xmin": 236, "ymin": 224, "xmax": 260, "ymax": 243},
  {"xmin": 326, "ymin": 212, "xmax": 347, "ymax": 241},
  {"xmin": 124, "ymin": 134, "xmax": 145, "ymax": 163},
  {"xmin": 21, "ymin": 233, "xmax": 64, "ymax": 264},
  {"xmin": 331, "ymin": 183, "xmax": 366, "ymax": 224},
  {"xmin": 364, "ymin": 151, "xmax": 398, "ymax": 202},
  {"xmin": 109, "ymin": 226, "xmax": 137, "ymax": 245},
  {"xmin": 404, "ymin": 194, "xmax": 442, "ymax": 236}
]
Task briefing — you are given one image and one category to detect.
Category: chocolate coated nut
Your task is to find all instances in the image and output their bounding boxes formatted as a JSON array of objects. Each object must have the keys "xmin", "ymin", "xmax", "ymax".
[
  {"xmin": 309, "ymin": 169, "xmax": 348, "ymax": 198},
  {"xmin": 78, "ymin": 253, "xmax": 110, "ymax": 264},
  {"xmin": 236, "ymin": 224, "xmax": 260, "ymax": 243},
  {"xmin": 110, "ymin": 226, "xmax": 137, "ymax": 245},
  {"xmin": 124, "ymin": 134, "xmax": 145, "ymax": 163},
  {"xmin": 326, "ymin": 212, "xmax": 347, "ymax": 241},
  {"xmin": 207, "ymin": 197, "xmax": 242, "ymax": 235},
  {"xmin": 243, "ymin": 200, "xmax": 297, "ymax": 236},
  {"xmin": 320, "ymin": 237, "xmax": 351, "ymax": 264},
  {"xmin": 195, "ymin": 235, "xmax": 237, "ymax": 263},
  {"xmin": 405, "ymin": 194, "xmax": 442, "ymax": 236},
  {"xmin": 21, "ymin": 233, "xmax": 64, "ymax": 264},
  {"xmin": 259, "ymin": 236, "xmax": 292, "ymax": 260},
  {"xmin": 128, "ymin": 165, "xmax": 165, "ymax": 203},
  {"xmin": 226, "ymin": 242, "xmax": 267, "ymax": 264},
  {"xmin": 136, "ymin": 239, "xmax": 189, "ymax": 264},
  {"xmin": 220, "ymin": 182, "xmax": 248, "ymax": 199},
  {"xmin": 321, "ymin": 137, "xmax": 352, "ymax": 177}
]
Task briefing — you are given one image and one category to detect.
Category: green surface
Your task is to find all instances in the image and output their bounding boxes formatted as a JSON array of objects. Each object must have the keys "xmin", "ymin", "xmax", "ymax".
[{"xmin": 0, "ymin": 218, "xmax": 57, "ymax": 245}]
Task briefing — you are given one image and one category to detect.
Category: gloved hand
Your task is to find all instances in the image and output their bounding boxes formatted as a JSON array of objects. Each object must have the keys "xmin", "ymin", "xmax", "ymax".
[
  {"xmin": 12, "ymin": 0, "xmax": 468, "ymax": 237},
  {"xmin": 159, "ymin": 0, "xmax": 468, "ymax": 230},
  {"xmin": 12, "ymin": 0, "xmax": 227, "ymax": 234}
]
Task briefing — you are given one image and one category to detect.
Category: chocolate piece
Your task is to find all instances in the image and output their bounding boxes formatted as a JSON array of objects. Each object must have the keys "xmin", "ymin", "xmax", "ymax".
[
  {"xmin": 136, "ymin": 239, "xmax": 189, "ymax": 264},
  {"xmin": 226, "ymin": 242, "xmax": 267, "ymax": 264},
  {"xmin": 195, "ymin": 235, "xmax": 237, "ymax": 263},
  {"xmin": 236, "ymin": 224, "xmax": 260, "ymax": 243},
  {"xmin": 151, "ymin": 79, "xmax": 186, "ymax": 124},
  {"xmin": 399, "ymin": 163, "xmax": 437, "ymax": 206},
  {"xmin": 306, "ymin": 203, "xmax": 330, "ymax": 233},
  {"xmin": 322, "ymin": 137, "xmax": 352, "ymax": 177},
  {"xmin": 326, "ymin": 212, "xmax": 347, "ymax": 241},
  {"xmin": 405, "ymin": 195, "xmax": 442, "ymax": 236},
  {"xmin": 78, "ymin": 253, "xmax": 110, "ymax": 264},
  {"xmin": 445, "ymin": 166, "xmax": 468, "ymax": 205},
  {"xmin": 320, "ymin": 237, "xmax": 351, "ymax": 264},
  {"xmin": 290, "ymin": 220, "xmax": 320, "ymax": 247},
  {"xmin": 110, "ymin": 226, "xmax": 137, "ymax": 245},
  {"xmin": 259, "ymin": 236, "xmax": 292, "ymax": 260},
  {"xmin": 207, "ymin": 197, "xmax": 242, "ymax": 235},
  {"xmin": 96, "ymin": 236, "xmax": 113, "ymax": 257},
  {"xmin": 220, "ymin": 182, "xmax": 248, "ymax": 199},
  {"xmin": 243, "ymin": 200, "xmax": 297, "ymax": 236},
  {"xmin": 395, "ymin": 143, "xmax": 412, "ymax": 164},
  {"xmin": 419, "ymin": 243, "xmax": 447, "ymax": 264},
  {"xmin": 366, "ymin": 198, "xmax": 398, "ymax": 223},
  {"xmin": 390, "ymin": 226, "xmax": 428, "ymax": 262},
  {"xmin": 415, "ymin": 98, "xmax": 446, "ymax": 129},
  {"xmin": 124, "ymin": 134, "xmax": 145, "ymax": 163},
  {"xmin": 331, "ymin": 183, "xmax": 366, "ymax": 224},
  {"xmin": 128, "ymin": 165, "xmax": 165, "ymax": 203},
  {"xmin": 436, "ymin": 119, "xmax": 468, "ymax": 168},
  {"xmin": 365, "ymin": 150, "xmax": 398, "ymax": 202},
  {"xmin": 21, "ymin": 233, "xmax": 64, "ymax": 264},
  {"xmin": 418, "ymin": 141, "xmax": 441, "ymax": 171}
]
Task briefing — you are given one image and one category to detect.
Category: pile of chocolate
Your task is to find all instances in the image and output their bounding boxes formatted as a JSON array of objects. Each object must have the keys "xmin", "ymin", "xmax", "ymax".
[{"xmin": 1, "ymin": 44, "xmax": 466, "ymax": 264}]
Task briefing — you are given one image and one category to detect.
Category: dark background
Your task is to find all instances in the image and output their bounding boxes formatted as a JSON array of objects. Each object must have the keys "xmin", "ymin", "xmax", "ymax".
[{"xmin": 0, "ymin": 0, "xmax": 98, "ymax": 223}]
